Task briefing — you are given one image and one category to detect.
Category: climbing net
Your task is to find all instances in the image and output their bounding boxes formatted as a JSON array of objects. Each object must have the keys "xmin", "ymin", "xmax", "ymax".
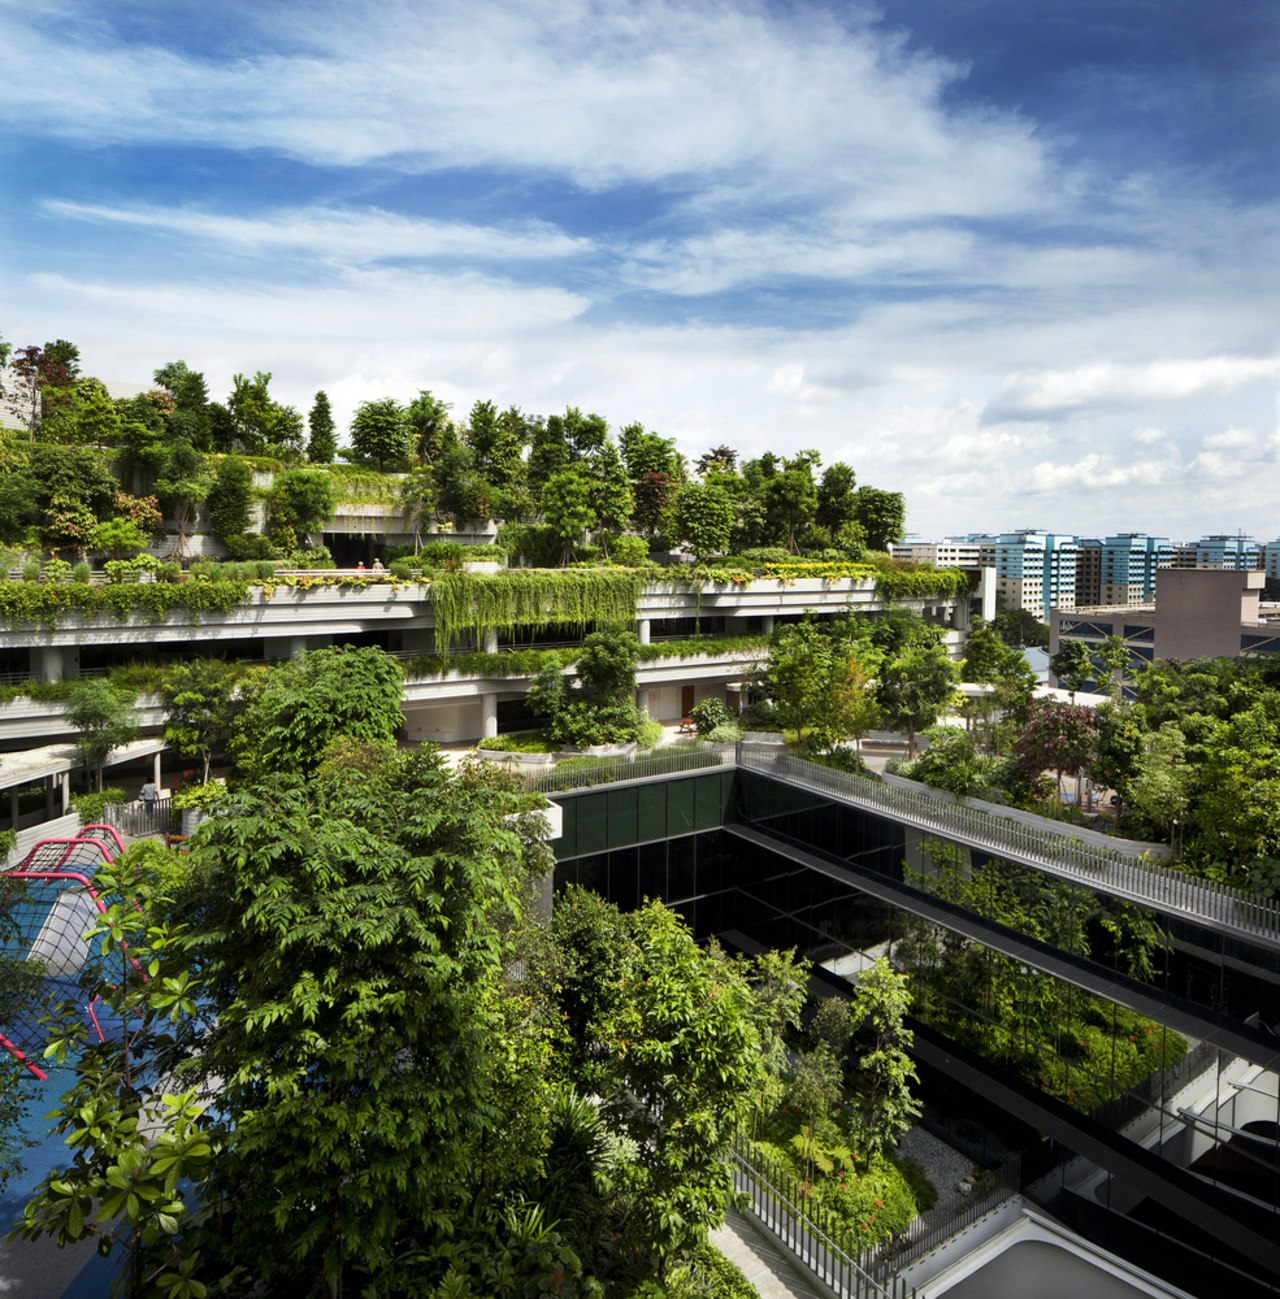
[{"xmin": 0, "ymin": 825, "xmax": 140, "ymax": 1081}]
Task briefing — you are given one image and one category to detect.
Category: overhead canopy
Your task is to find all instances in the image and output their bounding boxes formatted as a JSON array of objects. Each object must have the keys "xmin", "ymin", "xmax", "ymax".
[{"xmin": 0, "ymin": 737, "xmax": 166, "ymax": 793}]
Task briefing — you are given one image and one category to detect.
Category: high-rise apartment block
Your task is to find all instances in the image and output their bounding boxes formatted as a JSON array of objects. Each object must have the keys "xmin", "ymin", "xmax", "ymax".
[
  {"xmin": 902, "ymin": 527, "xmax": 1265, "ymax": 621},
  {"xmin": 892, "ymin": 535, "xmax": 998, "ymax": 568},
  {"xmin": 1265, "ymin": 539, "xmax": 1280, "ymax": 584},
  {"xmin": 1188, "ymin": 534, "xmax": 1262, "ymax": 570},
  {"xmin": 995, "ymin": 530, "xmax": 1078, "ymax": 620}
]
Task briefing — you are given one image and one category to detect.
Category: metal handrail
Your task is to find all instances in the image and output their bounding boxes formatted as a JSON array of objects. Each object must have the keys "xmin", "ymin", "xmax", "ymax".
[{"xmin": 737, "ymin": 744, "xmax": 1280, "ymax": 950}]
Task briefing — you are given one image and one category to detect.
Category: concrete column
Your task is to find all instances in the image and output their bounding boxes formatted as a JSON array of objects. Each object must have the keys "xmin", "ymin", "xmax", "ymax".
[
  {"xmin": 482, "ymin": 629, "xmax": 499, "ymax": 655},
  {"xmin": 153, "ymin": 752, "xmax": 163, "ymax": 787},
  {"xmin": 636, "ymin": 688, "xmax": 648, "ymax": 713},
  {"xmin": 60, "ymin": 773, "xmax": 70, "ymax": 814},
  {"xmin": 637, "ymin": 619, "xmax": 651, "ymax": 646},
  {"xmin": 481, "ymin": 692, "xmax": 499, "ymax": 739},
  {"xmin": 288, "ymin": 635, "xmax": 311, "ymax": 660},
  {"xmin": 39, "ymin": 646, "xmax": 65, "ymax": 682},
  {"xmin": 759, "ymin": 615, "xmax": 774, "ymax": 636}
]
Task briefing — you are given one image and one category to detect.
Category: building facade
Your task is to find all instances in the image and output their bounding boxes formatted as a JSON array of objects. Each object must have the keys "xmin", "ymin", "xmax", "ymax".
[{"xmin": 996, "ymin": 530, "xmax": 1078, "ymax": 620}]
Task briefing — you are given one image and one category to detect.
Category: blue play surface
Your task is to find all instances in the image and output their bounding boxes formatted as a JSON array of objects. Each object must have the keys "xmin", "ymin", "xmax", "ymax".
[{"xmin": 2, "ymin": 1057, "xmax": 118, "ymax": 1296}]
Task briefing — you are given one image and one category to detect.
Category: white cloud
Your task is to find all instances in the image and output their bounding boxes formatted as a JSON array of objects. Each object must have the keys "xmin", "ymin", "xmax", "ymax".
[
  {"xmin": 0, "ymin": 0, "xmax": 1057, "ymax": 218},
  {"xmin": 41, "ymin": 201, "xmax": 590, "ymax": 264},
  {"xmin": 987, "ymin": 355, "xmax": 1278, "ymax": 421}
]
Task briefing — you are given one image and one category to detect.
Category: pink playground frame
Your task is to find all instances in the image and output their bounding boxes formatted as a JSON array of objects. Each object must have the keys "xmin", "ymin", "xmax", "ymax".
[{"xmin": 0, "ymin": 824, "xmax": 137, "ymax": 1081}]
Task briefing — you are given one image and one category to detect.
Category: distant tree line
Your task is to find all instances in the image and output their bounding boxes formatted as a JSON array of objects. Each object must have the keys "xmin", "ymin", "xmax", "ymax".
[{"xmin": 0, "ymin": 330, "xmax": 907, "ymax": 564}]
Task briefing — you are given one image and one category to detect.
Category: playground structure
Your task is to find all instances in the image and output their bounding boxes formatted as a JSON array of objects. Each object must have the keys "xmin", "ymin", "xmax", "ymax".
[{"xmin": 0, "ymin": 824, "xmax": 139, "ymax": 1082}]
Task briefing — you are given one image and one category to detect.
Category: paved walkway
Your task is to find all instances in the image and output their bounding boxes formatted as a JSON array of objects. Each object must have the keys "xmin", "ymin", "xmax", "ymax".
[{"xmin": 712, "ymin": 1209, "xmax": 828, "ymax": 1299}]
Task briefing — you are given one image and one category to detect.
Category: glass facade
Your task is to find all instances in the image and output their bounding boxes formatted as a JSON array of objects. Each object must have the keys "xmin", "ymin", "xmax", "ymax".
[{"xmin": 552, "ymin": 768, "xmax": 1280, "ymax": 1297}]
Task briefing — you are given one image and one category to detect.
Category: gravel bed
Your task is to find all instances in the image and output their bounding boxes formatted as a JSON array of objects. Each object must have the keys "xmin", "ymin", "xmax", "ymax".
[{"xmin": 895, "ymin": 1126, "xmax": 979, "ymax": 1238}]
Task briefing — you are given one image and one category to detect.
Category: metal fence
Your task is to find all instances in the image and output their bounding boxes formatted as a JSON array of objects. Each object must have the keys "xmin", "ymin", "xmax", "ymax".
[
  {"xmin": 738, "ymin": 744, "xmax": 1280, "ymax": 950},
  {"xmin": 730, "ymin": 1136, "xmax": 914, "ymax": 1299},
  {"xmin": 731, "ymin": 1136, "xmax": 1021, "ymax": 1297},
  {"xmin": 104, "ymin": 797, "xmax": 181, "ymax": 841},
  {"xmin": 530, "ymin": 744, "xmax": 735, "ymax": 793},
  {"xmin": 875, "ymin": 1151, "xmax": 1022, "ymax": 1279}
]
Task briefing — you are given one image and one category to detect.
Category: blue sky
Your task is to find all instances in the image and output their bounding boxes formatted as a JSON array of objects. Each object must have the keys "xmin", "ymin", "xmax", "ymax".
[{"xmin": 1, "ymin": 0, "xmax": 1276, "ymax": 540}]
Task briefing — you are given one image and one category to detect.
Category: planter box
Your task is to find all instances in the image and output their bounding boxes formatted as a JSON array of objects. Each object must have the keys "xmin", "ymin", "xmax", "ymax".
[
  {"xmin": 476, "ymin": 748, "xmax": 556, "ymax": 767},
  {"xmin": 557, "ymin": 742, "xmax": 638, "ymax": 760}
]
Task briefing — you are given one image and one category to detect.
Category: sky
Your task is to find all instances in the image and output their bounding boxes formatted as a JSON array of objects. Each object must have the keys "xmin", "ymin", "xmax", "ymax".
[{"xmin": 1, "ymin": 0, "xmax": 1277, "ymax": 542}]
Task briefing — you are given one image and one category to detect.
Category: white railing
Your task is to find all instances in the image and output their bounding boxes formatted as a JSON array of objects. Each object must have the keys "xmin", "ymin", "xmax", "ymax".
[{"xmin": 737, "ymin": 744, "xmax": 1280, "ymax": 950}]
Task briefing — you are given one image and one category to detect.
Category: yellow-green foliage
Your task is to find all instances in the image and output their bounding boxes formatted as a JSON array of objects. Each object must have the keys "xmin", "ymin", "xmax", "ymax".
[
  {"xmin": 0, "ymin": 579, "xmax": 253, "ymax": 628},
  {"xmin": 430, "ymin": 569, "xmax": 645, "ymax": 647}
]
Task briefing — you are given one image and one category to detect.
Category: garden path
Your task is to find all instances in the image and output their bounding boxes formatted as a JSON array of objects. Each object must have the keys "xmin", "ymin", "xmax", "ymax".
[{"xmin": 712, "ymin": 1208, "xmax": 828, "ymax": 1299}]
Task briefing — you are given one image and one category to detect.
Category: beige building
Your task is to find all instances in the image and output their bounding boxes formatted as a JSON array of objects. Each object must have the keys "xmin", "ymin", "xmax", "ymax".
[{"xmin": 1050, "ymin": 569, "xmax": 1280, "ymax": 690}]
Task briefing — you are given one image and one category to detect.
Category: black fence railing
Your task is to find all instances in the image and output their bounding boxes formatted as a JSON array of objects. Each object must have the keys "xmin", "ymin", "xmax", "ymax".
[
  {"xmin": 730, "ymin": 1135, "xmax": 911, "ymax": 1299},
  {"xmin": 730, "ymin": 1136, "xmax": 1020, "ymax": 1297}
]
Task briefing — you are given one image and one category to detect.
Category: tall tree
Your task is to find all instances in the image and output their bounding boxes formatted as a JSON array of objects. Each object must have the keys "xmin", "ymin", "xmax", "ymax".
[
  {"xmin": 405, "ymin": 389, "xmax": 454, "ymax": 464},
  {"xmin": 816, "ymin": 462, "xmax": 857, "ymax": 543},
  {"xmin": 1050, "ymin": 638, "xmax": 1094, "ymax": 700},
  {"xmin": 206, "ymin": 455, "xmax": 255, "ymax": 542},
  {"xmin": 676, "ymin": 482, "xmax": 734, "ymax": 561},
  {"xmin": 851, "ymin": 486, "xmax": 905, "ymax": 552},
  {"xmin": 218, "ymin": 372, "xmax": 304, "ymax": 457},
  {"xmin": 878, "ymin": 641, "xmax": 958, "ymax": 756},
  {"xmin": 542, "ymin": 470, "xmax": 597, "ymax": 564},
  {"xmin": 65, "ymin": 681, "xmax": 138, "ymax": 790},
  {"xmin": 1014, "ymin": 697, "xmax": 1097, "ymax": 797},
  {"xmin": 230, "ymin": 645, "xmax": 405, "ymax": 780},
  {"xmin": 762, "ymin": 454, "xmax": 819, "ymax": 552},
  {"xmin": 847, "ymin": 958, "xmax": 921, "ymax": 1159},
  {"xmin": 152, "ymin": 438, "xmax": 211, "ymax": 554},
  {"xmin": 306, "ymin": 391, "xmax": 337, "ymax": 464},
  {"xmin": 265, "ymin": 469, "xmax": 337, "ymax": 549},
  {"xmin": 588, "ymin": 442, "xmax": 634, "ymax": 544},
  {"xmin": 349, "ymin": 397, "xmax": 408, "ymax": 470},
  {"xmin": 75, "ymin": 378, "xmax": 122, "ymax": 447},
  {"xmin": 161, "ymin": 660, "xmax": 242, "ymax": 784},
  {"xmin": 154, "ymin": 361, "xmax": 213, "ymax": 450}
]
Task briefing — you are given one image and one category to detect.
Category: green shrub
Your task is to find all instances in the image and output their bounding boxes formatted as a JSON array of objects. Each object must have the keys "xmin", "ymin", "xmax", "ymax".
[
  {"xmin": 707, "ymin": 721, "xmax": 744, "ymax": 743},
  {"xmin": 71, "ymin": 562, "xmax": 91, "ymax": 583},
  {"xmin": 419, "ymin": 540, "xmax": 466, "ymax": 570},
  {"xmin": 637, "ymin": 718, "xmax": 663, "ymax": 748},
  {"xmin": 740, "ymin": 700, "xmax": 782, "ymax": 732},
  {"xmin": 476, "ymin": 731, "xmax": 557, "ymax": 753},
  {"xmin": 664, "ymin": 1243, "xmax": 759, "ymax": 1299},
  {"xmin": 609, "ymin": 533, "xmax": 649, "ymax": 566},
  {"xmin": 21, "ymin": 560, "xmax": 40, "ymax": 582},
  {"xmin": 288, "ymin": 544, "xmax": 335, "ymax": 569},
  {"xmin": 224, "ymin": 533, "xmax": 279, "ymax": 561},
  {"xmin": 690, "ymin": 697, "xmax": 730, "ymax": 734},
  {"xmin": 71, "ymin": 787, "xmax": 126, "ymax": 826},
  {"xmin": 892, "ymin": 1154, "xmax": 938, "ymax": 1212},
  {"xmin": 811, "ymin": 1153, "xmax": 918, "ymax": 1245}
]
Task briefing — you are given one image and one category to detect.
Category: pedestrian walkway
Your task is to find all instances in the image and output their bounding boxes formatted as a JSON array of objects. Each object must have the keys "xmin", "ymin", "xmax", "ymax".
[{"xmin": 713, "ymin": 1208, "xmax": 829, "ymax": 1299}]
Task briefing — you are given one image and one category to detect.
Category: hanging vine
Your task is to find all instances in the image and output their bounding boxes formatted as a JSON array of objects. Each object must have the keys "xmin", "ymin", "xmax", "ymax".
[{"xmin": 429, "ymin": 569, "xmax": 645, "ymax": 647}]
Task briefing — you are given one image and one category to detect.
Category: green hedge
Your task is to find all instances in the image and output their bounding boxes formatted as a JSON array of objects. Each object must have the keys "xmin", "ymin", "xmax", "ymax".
[{"xmin": 0, "ymin": 579, "xmax": 253, "ymax": 628}]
